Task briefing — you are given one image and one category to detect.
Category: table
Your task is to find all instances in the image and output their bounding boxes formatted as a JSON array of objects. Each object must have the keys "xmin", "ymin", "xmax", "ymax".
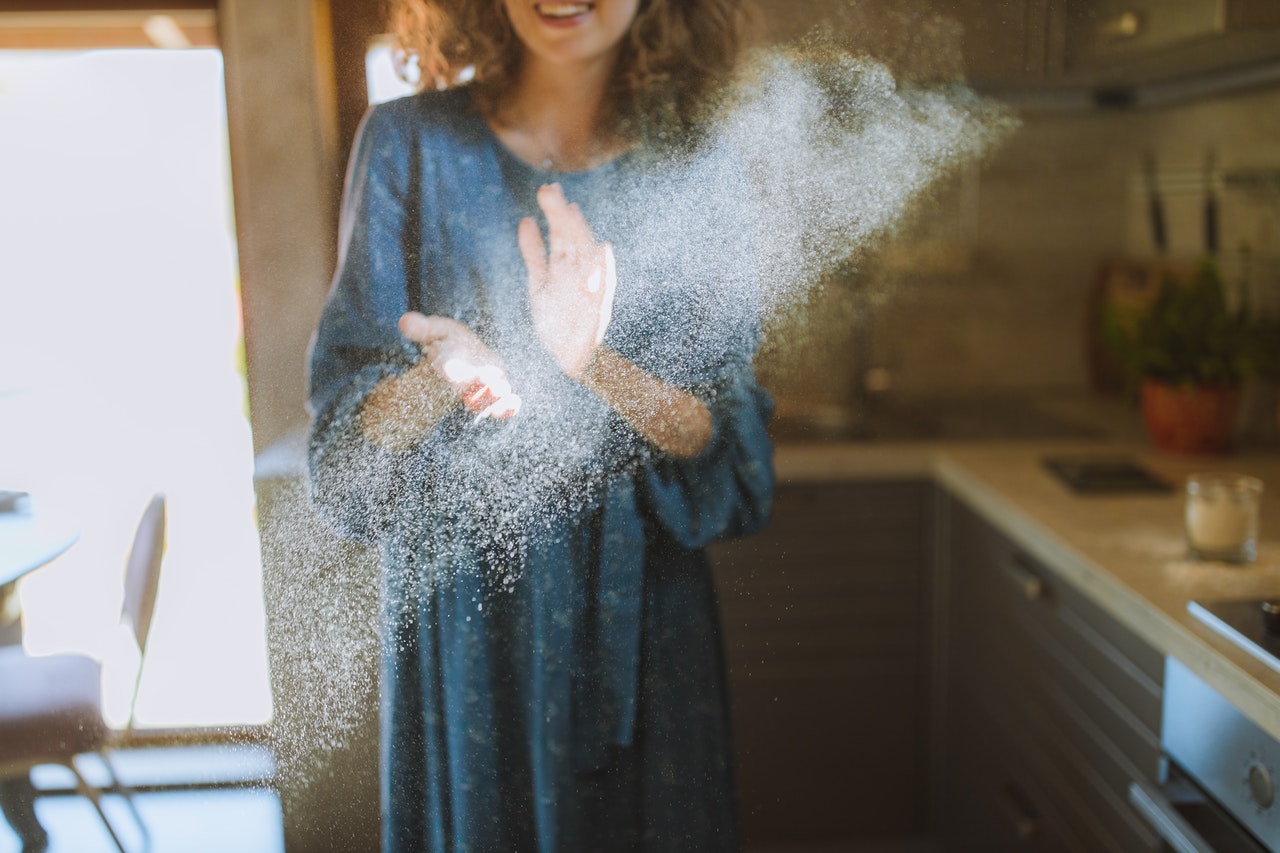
[{"xmin": 0, "ymin": 498, "xmax": 80, "ymax": 645}]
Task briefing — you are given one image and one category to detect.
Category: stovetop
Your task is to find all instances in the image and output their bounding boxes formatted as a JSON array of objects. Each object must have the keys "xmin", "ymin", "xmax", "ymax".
[{"xmin": 1189, "ymin": 598, "xmax": 1280, "ymax": 675}]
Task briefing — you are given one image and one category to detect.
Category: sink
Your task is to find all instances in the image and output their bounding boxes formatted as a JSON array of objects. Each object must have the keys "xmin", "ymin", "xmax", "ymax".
[{"xmin": 769, "ymin": 397, "xmax": 1108, "ymax": 443}]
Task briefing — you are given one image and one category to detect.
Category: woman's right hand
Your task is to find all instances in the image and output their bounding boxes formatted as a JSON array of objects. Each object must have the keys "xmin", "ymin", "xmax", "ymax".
[
  {"xmin": 518, "ymin": 183, "xmax": 617, "ymax": 379},
  {"xmin": 399, "ymin": 312, "xmax": 522, "ymax": 420}
]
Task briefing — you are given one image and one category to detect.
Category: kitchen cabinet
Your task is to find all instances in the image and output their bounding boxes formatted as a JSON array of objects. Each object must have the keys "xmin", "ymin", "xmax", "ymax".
[
  {"xmin": 933, "ymin": 491, "xmax": 1166, "ymax": 852},
  {"xmin": 753, "ymin": 0, "xmax": 1280, "ymax": 106},
  {"xmin": 944, "ymin": 0, "xmax": 1064, "ymax": 85},
  {"xmin": 752, "ymin": 0, "xmax": 1063, "ymax": 84},
  {"xmin": 709, "ymin": 480, "xmax": 935, "ymax": 847},
  {"xmin": 1063, "ymin": 0, "xmax": 1280, "ymax": 87}
]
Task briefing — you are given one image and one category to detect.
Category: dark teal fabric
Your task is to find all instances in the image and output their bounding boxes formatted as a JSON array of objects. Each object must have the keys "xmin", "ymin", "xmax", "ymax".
[{"xmin": 307, "ymin": 88, "xmax": 774, "ymax": 853}]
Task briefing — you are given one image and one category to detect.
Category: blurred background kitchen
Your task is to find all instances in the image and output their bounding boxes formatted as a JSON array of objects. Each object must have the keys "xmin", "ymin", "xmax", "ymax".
[{"xmin": 1, "ymin": 0, "xmax": 1279, "ymax": 851}]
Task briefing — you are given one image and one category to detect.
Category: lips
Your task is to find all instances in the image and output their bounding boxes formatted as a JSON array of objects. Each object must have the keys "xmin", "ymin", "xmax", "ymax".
[{"xmin": 533, "ymin": 2, "xmax": 594, "ymax": 21}]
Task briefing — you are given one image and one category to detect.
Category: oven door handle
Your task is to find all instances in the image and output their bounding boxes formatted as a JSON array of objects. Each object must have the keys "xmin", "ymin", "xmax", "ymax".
[{"xmin": 1128, "ymin": 780, "xmax": 1219, "ymax": 853}]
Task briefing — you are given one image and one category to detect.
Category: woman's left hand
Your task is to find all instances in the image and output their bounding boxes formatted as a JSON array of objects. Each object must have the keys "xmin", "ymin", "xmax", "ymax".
[
  {"xmin": 399, "ymin": 312, "xmax": 522, "ymax": 421},
  {"xmin": 518, "ymin": 183, "xmax": 617, "ymax": 379}
]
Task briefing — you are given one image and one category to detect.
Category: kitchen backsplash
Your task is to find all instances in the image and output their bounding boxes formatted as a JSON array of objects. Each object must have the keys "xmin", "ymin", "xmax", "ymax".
[{"xmin": 759, "ymin": 81, "xmax": 1280, "ymax": 414}]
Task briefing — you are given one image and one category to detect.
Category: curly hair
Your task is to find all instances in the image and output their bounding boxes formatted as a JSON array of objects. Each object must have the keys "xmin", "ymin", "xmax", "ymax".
[{"xmin": 386, "ymin": 0, "xmax": 753, "ymax": 148}]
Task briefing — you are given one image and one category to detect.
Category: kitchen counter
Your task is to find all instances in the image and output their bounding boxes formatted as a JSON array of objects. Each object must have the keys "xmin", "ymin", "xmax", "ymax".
[
  {"xmin": 775, "ymin": 440, "xmax": 1280, "ymax": 741},
  {"xmin": 768, "ymin": 390, "xmax": 1152, "ymax": 446}
]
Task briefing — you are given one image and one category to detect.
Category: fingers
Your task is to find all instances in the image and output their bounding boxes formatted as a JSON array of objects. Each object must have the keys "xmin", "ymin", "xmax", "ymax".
[
  {"xmin": 475, "ymin": 392, "xmax": 523, "ymax": 422},
  {"xmin": 457, "ymin": 377, "xmax": 522, "ymax": 421},
  {"xmin": 404, "ymin": 314, "xmax": 465, "ymax": 373},
  {"xmin": 438, "ymin": 355, "xmax": 522, "ymax": 420},
  {"xmin": 459, "ymin": 377, "xmax": 497, "ymax": 410},
  {"xmin": 522, "ymin": 187, "xmax": 619, "ymax": 376},
  {"xmin": 437, "ymin": 356, "xmax": 479, "ymax": 384},
  {"xmin": 531, "ymin": 184, "xmax": 609, "ymax": 299},
  {"xmin": 437, "ymin": 357, "xmax": 511, "ymax": 399},
  {"xmin": 583, "ymin": 242, "xmax": 609, "ymax": 293},
  {"xmin": 399, "ymin": 312, "xmax": 461, "ymax": 345},
  {"xmin": 400, "ymin": 313, "xmax": 522, "ymax": 420},
  {"xmin": 537, "ymin": 183, "xmax": 594, "ymax": 259},
  {"xmin": 403, "ymin": 314, "xmax": 484, "ymax": 364},
  {"xmin": 596, "ymin": 243, "xmax": 617, "ymax": 346},
  {"xmin": 517, "ymin": 217, "xmax": 548, "ymax": 291},
  {"xmin": 398, "ymin": 311, "xmax": 436, "ymax": 343}
]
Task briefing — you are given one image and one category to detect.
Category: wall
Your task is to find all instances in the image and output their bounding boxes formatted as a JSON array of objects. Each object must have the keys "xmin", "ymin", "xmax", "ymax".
[
  {"xmin": 753, "ymin": 0, "xmax": 1129, "ymax": 412},
  {"xmin": 759, "ymin": 68, "xmax": 1280, "ymax": 417},
  {"xmin": 839, "ymin": 106, "xmax": 1137, "ymax": 401},
  {"xmin": 222, "ymin": 0, "xmax": 341, "ymax": 455},
  {"xmin": 1120, "ymin": 86, "xmax": 1280, "ymax": 267}
]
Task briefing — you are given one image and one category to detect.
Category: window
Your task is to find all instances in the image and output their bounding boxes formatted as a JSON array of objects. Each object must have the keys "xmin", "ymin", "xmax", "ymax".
[
  {"xmin": 0, "ymin": 15, "xmax": 271, "ymax": 731},
  {"xmin": 364, "ymin": 35, "xmax": 418, "ymax": 105}
]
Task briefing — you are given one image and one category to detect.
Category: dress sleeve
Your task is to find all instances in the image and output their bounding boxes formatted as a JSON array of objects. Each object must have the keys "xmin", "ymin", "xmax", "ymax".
[
  {"xmin": 305, "ymin": 103, "xmax": 424, "ymax": 543},
  {"xmin": 634, "ymin": 352, "xmax": 775, "ymax": 550}
]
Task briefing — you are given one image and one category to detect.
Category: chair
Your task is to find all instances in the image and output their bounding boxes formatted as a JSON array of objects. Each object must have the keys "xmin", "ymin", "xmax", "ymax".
[{"xmin": 0, "ymin": 493, "xmax": 166, "ymax": 853}]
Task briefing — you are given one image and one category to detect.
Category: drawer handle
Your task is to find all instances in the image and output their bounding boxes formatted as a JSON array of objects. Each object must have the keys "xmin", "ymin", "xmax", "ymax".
[
  {"xmin": 1003, "ymin": 555, "xmax": 1046, "ymax": 601},
  {"xmin": 1127, "ymin": 780, "xmax": 1216, "ymax": 853},
  {"xmin": 998, "ymin": 783, "xmax": 1039, "ymax": 843}
]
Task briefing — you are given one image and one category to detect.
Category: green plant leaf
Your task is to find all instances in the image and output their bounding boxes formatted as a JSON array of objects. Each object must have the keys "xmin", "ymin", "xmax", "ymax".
[{"xmin": 1101, "ymin": 256, "xmax": 1254, "ymax": 387}]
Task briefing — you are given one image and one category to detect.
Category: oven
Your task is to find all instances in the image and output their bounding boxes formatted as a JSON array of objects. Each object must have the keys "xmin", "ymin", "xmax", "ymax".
[{"xmin": 1129, "ymin": 656, "xmax": 1280, "ymax": 853}]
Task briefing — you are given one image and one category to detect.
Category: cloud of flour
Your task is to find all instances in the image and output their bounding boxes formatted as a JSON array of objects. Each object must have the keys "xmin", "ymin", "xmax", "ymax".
[{"xmin": 720, "ymin": 41, "xmax": 1019, "ymax": 313}]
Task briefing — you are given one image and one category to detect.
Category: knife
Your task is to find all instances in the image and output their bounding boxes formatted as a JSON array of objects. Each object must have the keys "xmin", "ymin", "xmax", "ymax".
[
  {"xmin": 1203, "ymin": 149, "xmax": 1218, "ymax": 255},
  {"xmin": 1144, "ymin": 152, "xmax": 1167, "ymax": 256}
]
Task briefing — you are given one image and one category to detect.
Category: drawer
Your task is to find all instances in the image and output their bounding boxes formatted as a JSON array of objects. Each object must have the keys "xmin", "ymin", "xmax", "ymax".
[
  {"xmin": 966, "ymin": 628, "xmax": 1163, "ymax": 853},
  {"xmin": 949, "ymin": 501, "xmax": 1162, "ymax": 728},
  {"xmin": 944, "ymin": 683, "xmax": 1101, "ymax": 853},
  {"xmin": 942, "ymin": 497, "xmax": 1165, "ymax": 853}
]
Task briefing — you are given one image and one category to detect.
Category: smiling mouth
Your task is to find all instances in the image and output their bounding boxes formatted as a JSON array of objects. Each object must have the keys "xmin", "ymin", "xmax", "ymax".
[{"xmin": 533, "ymin": 3, "xmax": 594, "ymax": 19}]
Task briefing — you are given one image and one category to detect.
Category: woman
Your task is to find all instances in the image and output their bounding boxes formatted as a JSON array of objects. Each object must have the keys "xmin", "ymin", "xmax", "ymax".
[{"xmin": 307, "ymin": 0, "xmax": 774, "ymax": 849}]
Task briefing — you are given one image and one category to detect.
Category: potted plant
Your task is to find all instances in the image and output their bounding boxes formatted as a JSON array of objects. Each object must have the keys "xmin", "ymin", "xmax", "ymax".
[{"xmin": 1103, "ymin": 257, "xmax": 1252, "ymax": 454}]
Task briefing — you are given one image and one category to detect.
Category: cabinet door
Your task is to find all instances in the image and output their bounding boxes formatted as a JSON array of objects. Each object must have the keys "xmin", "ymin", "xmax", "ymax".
[
  {"xmin": 944, "ymin": 679, "xmax": 1090, "ymax": 853},
  {"xmin": 936, "ymin": 493, "xmax": 1164, "ymax": 853},
  {"xmin": 948, "ymin": 0, "xmax": 1063, "ymax": 84},
  {"xmin": 753, "ymin": 0, "xmax": 1061, "ymax": 83},
  {"xmin": 1067, "ymin": 0, "xmax": 1223, "ymax": 66},
  {"xmin": 1063, "ymin": 0, "xmax": 1280, "ymax": 85},
  {"xmin": 710, "ymin": 480, "xmax": 933, "ymax": 847}
]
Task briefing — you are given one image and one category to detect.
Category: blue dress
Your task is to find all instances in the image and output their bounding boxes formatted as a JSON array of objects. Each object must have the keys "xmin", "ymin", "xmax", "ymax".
[{"xmin": 306, "ymin": 87, "xmax": 775, "ymax": 852}]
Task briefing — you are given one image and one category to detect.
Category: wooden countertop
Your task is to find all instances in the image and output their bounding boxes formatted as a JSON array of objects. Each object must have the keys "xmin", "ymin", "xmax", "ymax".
[{"xmin": 776, "ymin": 440, "xmax": 1280, "ymax": 740}]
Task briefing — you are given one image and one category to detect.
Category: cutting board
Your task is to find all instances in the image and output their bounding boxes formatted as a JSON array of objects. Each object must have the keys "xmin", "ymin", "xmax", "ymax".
[{"xmin": 1086, "ymin": 257, "xmax": 1195, "ymax": 394}]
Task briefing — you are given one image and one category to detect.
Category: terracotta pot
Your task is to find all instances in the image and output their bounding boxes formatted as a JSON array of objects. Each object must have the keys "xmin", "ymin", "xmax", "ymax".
[{"xmin": 1140, "ymin": 379, "xmax": 1241, "ymax": 455}]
